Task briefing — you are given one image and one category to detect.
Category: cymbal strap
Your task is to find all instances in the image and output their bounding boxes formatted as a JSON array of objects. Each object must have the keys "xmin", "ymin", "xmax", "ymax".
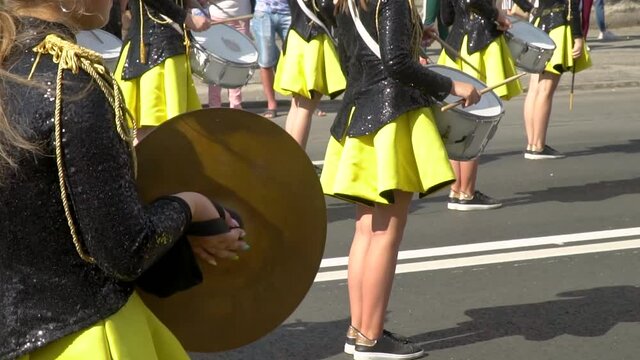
[{"xmin": 186, "ymin": 218, "xmax": 229, "ymax": 236}]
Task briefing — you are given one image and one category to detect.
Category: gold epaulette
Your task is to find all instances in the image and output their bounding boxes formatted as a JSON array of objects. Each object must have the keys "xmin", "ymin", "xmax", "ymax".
[{"xmin": 30, "ymin": 34, "xmax": 137, "ymax": 265}]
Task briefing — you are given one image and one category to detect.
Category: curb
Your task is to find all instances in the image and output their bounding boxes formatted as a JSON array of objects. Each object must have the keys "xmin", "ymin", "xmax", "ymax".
[{"xmin": 212, "ymin": 80, "xmax": 640, "ymax": 110}]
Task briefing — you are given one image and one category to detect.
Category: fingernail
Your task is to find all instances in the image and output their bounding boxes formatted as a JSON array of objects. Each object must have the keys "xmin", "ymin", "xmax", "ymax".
[
  {"xmin": 241, "ymin": 243, "xmax": 251, "ymax": 251},
  {"xmin": 231, "ymin": 255, "xmax": 240, "ymax": 261},
  {"xmin": 208, "ymin": 260, "xmax": 218, "ymax": 266}
]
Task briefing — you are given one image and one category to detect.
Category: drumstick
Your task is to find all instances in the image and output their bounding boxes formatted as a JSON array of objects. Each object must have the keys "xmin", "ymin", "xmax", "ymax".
[
  {"xmin": 441, "ymin": 73, "xmax": 526, "ymax": 112},
  {"xmin": 432, "ymin": 34, "xmax": 484, "ymax": 76},
  {"xmin": 569, "ymin": 67, "xmax": 576, "ymax": 111},
  {"xmin": 211, "ymin": 14, "xmax": 254, "ymax": 25}
]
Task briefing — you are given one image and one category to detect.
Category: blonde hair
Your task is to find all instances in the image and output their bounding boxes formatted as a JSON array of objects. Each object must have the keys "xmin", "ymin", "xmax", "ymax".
[{"xmin": 0, "ymin": 0, "xmax": 80, "ymax": 179}]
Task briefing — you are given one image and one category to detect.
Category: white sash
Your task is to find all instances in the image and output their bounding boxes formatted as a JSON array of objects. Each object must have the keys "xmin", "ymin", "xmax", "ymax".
[{"xmin": 347, "ymin": 0, "xmax": 381, "ymax": 58}]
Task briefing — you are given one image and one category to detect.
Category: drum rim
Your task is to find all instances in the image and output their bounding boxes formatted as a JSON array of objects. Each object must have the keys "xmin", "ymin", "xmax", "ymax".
[
  {"xmin": 76, "ymin": 29, "xmax": 123, "ymax": 48},
  {"xmin": 190, "ymin": 46, "xmax": 257, "ymax": 68},
  {"xmin": 505, "ymin": 17, "xmax": 556, "ymax": 49},
  {"xmin": 190, "ymin": 24, "xmax": 258, "ymax": 65},
  {"xmin": 425, "ymin": 64, "xmax": 505, "ymax": 118}
]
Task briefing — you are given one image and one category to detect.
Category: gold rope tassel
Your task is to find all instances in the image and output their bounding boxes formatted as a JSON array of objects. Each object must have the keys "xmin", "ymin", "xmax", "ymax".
[{"xmin": 31, "ymin": 35, "xmax": 138, "ymax": 264}]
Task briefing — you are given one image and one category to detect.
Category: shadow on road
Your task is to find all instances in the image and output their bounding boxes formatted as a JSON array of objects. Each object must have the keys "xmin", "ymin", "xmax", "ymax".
[
  {"xmin": 502, "ymin": 176, "xmax": 640, "ymax": 206},
  {"xmin": 480, "ymin": 138, "xmax": 640, "ymax": 165},
  {"xmin": 412, "ymin": 286, "xmax": 640, "ymax": 351},
  {"xmin": 197, "ymin": 286, "xmax": 640, "ymax": 359}
]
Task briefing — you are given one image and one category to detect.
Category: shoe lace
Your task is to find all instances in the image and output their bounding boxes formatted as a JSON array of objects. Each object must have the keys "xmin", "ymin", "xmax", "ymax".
[{"xmin": 383, "ymin": 330, "xmax": 411, "ymax": 344}]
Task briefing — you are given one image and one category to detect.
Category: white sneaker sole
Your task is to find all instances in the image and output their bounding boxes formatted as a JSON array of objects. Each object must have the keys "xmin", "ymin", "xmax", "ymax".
[
  {"xmin": 354, "ymin": 349, "xmax": 425, "ymax": 360},
  {"xmin": 524, "ymin": 153, "xmax": 566, "ymax": 160},
  {"xmin": 448, "ymin": 203, "xmax": 502, "ymax": 211},
  {"xmin": 344, "ymin": 342, "xmax": 355, "ymax": 355}
]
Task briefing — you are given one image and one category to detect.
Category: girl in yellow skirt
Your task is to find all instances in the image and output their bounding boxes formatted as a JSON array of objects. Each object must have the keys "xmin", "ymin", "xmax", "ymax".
[
  {"xmin": 523, "ymin": 0, "xmax": 591, "ymax": 159},
  {"xmin": 437, "ymin": 0, "xmax": 533, "ymax": 210},
  {"xmin": 114, "ymin": 0, "xmax": 212, "ymax": 141},
  {"xmin": 273, "ymin": 0, "xmax": 346, "ymax": 149},
  {"xmin": 324, "ymin": 0, "xmax": 480, "ymax": 358},
  {"xmin": 0, "ymin": 1, "xmax": 247, "ymax": 359}
]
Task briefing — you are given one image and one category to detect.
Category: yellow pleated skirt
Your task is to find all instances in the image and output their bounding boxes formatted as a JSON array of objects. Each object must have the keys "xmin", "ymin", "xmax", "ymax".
[
  {"xmin": 114, "ymin": 43, "xmax": 202, "ymax": 127},
  {"xmin": 273, "ymin": 31, "xmax": 346, "ymax": 99},
  {"xmin": 18, "ymin": 293, "xmax": 188, "ymax": 360},
  {"xmin": 321, "ymin": 108, "xmax": 455, "ymax": 207},
  {"xmin": 438, "ymin": 35, "xmax": 522, "ymax": 100},
  {"xmin": 544, "ymin": 24, "xmax": 592, "ymax": 75}
]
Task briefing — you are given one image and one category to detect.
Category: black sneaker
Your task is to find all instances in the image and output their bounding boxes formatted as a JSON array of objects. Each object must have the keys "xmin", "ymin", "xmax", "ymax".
[
  {"xmin": 354, "ymin": 330, "xmax": 424, "ymax": 360},
  {"xmin": 524, "ymin": 145, "xmax": 566, "ymax": 160},
  {"xmin": 449, "ymin": 191, "xmax": 502, "ymax": 211},
  {"xmin": 447, "ymin": 190, "xmax": 459, "ymax": 210},
  {"xmin": 344, "ymin": 326, "xmax": 358, "ymax": 355}
]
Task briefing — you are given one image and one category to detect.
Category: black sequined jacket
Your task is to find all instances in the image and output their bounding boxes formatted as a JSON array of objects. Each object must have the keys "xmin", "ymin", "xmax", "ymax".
[
  {"xmin": 331, "ymin": 0, "xmax": 452, "ymax": 139},
  {"xmin": 121, "ymin": 0, "xmax": 188, "ymax": 80},
  {"xmin": 287, "ymin": 0, "xmax": 335, "ymax": 44},
  {"xmin": 532, "ymin": 0, "xmax": 582, "ymax": 38},
  {"xmin": 440, "ymin": 0, "xmax": 533, "ymax": 59},
  {"xmin": 0, "ymin": 19, "xmax": 192, "ymax": 360}
]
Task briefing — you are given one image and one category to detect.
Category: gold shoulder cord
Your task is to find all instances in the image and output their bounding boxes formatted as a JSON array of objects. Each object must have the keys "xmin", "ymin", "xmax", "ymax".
[{"xmin": 29, "ymin": 35, "xmax": 138, "ymax": 264}]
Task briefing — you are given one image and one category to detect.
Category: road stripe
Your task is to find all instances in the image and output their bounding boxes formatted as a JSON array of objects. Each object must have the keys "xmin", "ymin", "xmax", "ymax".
[
  {"xmin": 320, "ymin": 227, "xmax": 640, "ymax": 268},
  {"xmin": 314, "ymin": 238, "xmax": 640, "ymax": 282}
]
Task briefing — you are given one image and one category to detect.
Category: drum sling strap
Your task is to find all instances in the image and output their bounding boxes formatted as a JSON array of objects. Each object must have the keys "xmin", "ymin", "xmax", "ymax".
[{"xmin": 296, "ymin": 0, "xmax": 336, "ymax": 43}]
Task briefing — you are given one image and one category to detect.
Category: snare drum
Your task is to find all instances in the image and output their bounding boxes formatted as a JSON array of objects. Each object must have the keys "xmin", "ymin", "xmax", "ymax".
[
  {"xmin": 76, "ymin": 30, "xmax": 123, "ymax": 72},
  {"xmin": 427, "ymin": 65, "xmax": 504, "ymax": 161},
  {"xmin": 504, "ymin": 16, "xmax": 556, "ymax": 73},
  {"xmin": 190, "ymin": 24, "xmax": 258, "ymax": 88}
]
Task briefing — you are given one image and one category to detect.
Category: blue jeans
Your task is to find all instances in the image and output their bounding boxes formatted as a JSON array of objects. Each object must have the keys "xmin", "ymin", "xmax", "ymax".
[
  {"xmin": 594, "ymin": 0, "xmax": 606, "ymax": 32},
  {"xmin": 250, "ymin": 11, "xmax": 292, "ymax": 68}
]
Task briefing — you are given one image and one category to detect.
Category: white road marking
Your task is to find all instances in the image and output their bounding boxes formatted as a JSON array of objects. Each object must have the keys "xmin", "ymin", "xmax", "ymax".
[
  {"xmin": 314, "ymin": 238, "xmax": 640, "ymax": 282},
  {"xmin": 320, "ymin": 227, "xmax": 640, "ymax": 268}
]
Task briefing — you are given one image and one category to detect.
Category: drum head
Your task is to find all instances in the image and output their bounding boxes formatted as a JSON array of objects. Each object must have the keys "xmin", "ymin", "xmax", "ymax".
[
  {"xmin": 76, "ymin": 30, "xmax": 123, "ymax": 61},
  {"xmin": 507, "ymin": 16, "xmax": 556, "ymax": 50},
  {"xmin": 192, "ymin": 24, "xmax": 258, "ymax": 65},
  {"xmin": 426, "ymin": 65, "xmax": 503, "ymax": 118},
  {"xmin": 135, "ymin": 109, "xmax": 326, "ymax": 352}
]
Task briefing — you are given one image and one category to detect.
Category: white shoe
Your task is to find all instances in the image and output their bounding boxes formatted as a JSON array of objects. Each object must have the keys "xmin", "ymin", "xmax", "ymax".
[{"xmin": 598, "ymin": 30, "xmax": 618, "ymax": 41}]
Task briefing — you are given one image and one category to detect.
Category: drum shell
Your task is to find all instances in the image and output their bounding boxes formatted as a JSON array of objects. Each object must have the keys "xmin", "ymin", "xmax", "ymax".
[
  {"xmin": 426, "ymin": 65, "xmax": 505, "ymax": 161},
  {"xmin": 504, "ymin": 16, "xmax": 556, "ymax": 74},
  {"xmin": 431, "ymin": 106, "xmax": 503, "ymax": 161},
  {"xmin": 189, "ymin": 45, "xmax": 255, "ymax": 88},
  {"xmin": 189, "ymin": 25, "xmax": 258, "ymax": 89}
]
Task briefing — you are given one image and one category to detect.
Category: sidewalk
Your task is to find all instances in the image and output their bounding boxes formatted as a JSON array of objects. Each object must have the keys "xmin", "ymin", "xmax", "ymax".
[{"xmin": 194, "ymin": 25, "xmax": 640, "ymax": 111}]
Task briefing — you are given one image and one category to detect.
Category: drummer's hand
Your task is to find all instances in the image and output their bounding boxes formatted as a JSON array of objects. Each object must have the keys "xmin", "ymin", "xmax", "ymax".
[
  {"xmin": 572, "ymin": 37, "xmax": 584, "ymax": 59},
  {"xmin": 495, "ymin": 12, "xmax": 511, "ymax": 31},
  {"xmin": 185, "ymin": 13, "xmax": 212, "ymax": 32},
  {"xmin": 450, "ymin": 81, "xmax": 481, "ymax": 107},
  {"xmin": 422, "ymin": 23, "xmax": 438, "ymax": 47}
]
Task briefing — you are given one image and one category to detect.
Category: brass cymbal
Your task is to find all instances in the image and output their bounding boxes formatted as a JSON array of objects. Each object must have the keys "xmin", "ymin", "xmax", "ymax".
[{"xmin": 135, "ymin": 108, "xmax": 327, "ymax": 352}]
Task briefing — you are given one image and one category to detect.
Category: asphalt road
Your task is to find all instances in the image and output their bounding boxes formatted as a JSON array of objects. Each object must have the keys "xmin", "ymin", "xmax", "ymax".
[{"xmin": 192, "ymin": 86, "xmax": 640, "ymax": 360}]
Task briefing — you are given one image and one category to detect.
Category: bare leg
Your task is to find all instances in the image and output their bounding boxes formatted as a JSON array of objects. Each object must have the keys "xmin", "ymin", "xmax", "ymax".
[
  {"xmin": 260, "ymin": 67, "xmax": 278, "ymax": 112},
  {"xmin": 348, "ymin": 205, "xmax": 374, "ymax": 334},
  {"xmin": 352, "ymin": 190, "xmax": 413, "ymax": 340},
  {"xmin": 457, "ymin": 159, "xmax": 479, "ymax": 195},
  {"xmin": 449, "ymin": 160, "xmax": 461, "ymax": 194},
  {"xmin": 284, "ymin": 93, "xmax": 322, "ymax": 149},
  {"xmin": 530, "ymin": 72, "xmax": 561, "ymax": 150}
]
